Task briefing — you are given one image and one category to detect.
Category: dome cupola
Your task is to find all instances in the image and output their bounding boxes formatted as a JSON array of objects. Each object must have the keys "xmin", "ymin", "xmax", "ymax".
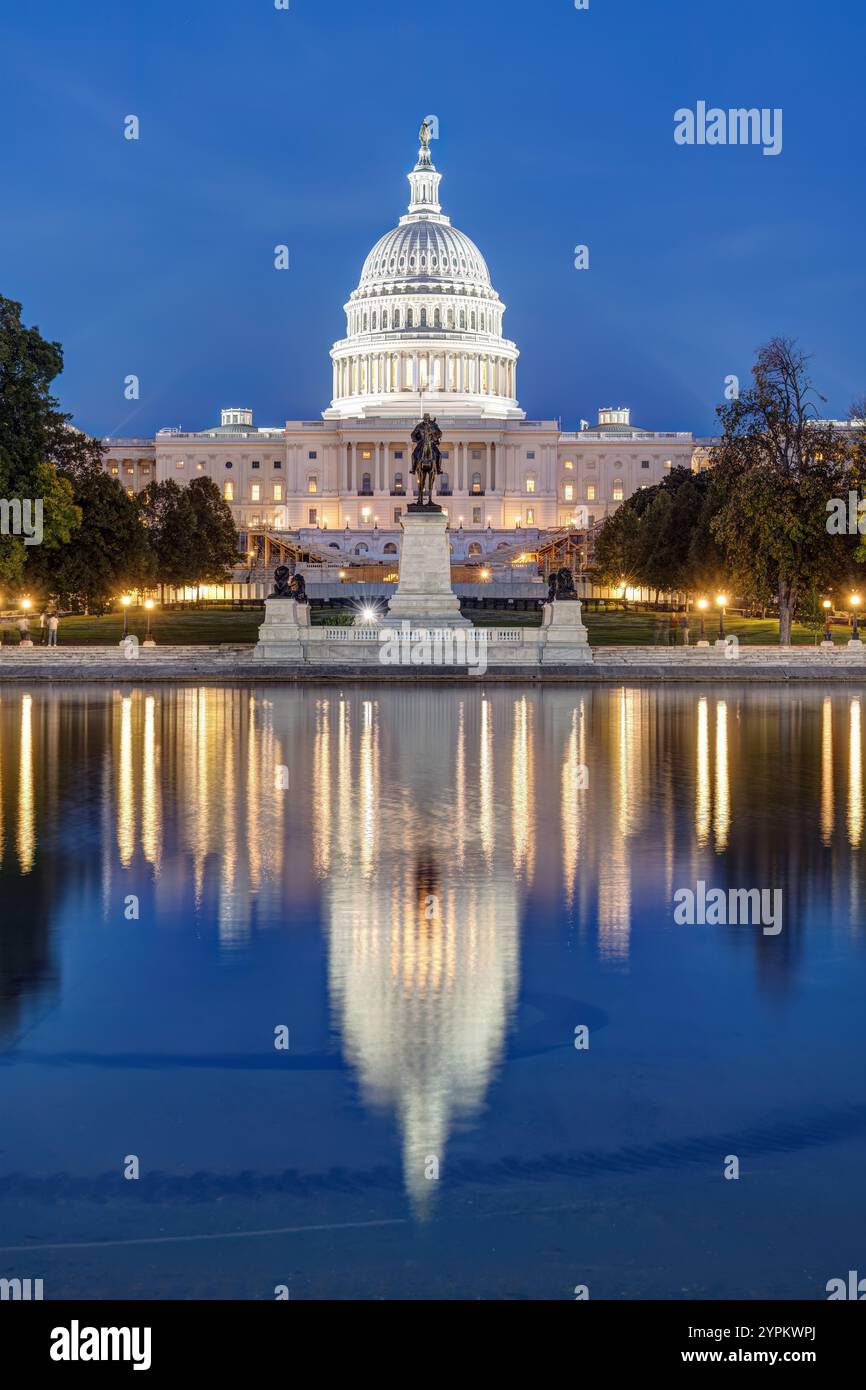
[{"xmin": 324, "ymin": 126, "xmax": 523, "ymax": 422}]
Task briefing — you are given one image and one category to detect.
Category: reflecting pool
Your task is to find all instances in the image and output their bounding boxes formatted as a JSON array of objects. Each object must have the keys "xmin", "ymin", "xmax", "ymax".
[{"xmin": 0, "ymin": 684, "xmax": 864, "ymax": 1299}]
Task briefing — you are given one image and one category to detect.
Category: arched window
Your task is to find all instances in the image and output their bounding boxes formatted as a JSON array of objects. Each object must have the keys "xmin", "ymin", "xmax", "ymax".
[
  {"xmin": 361, "ymin": 472, "xmax": 372, "ymax": 493},
  {"xmin": 383, "ymin": 542, "xmax": 398, "ymax": 554},
  {"xmin": 354, "ymin": 543, "xmax": 369, "ymax": 556},
  {"xmin": 471, "ymin": 311, "xmax": 477, "ymax": 329},
  {"xmin": 407, "ymin": 308, "xmax": 414, "ymax": 328},
  {"xmin": 459, "ymin": 310, "xmax": 466, "ymax": 328},
  {"xmin": 382, "ymin": 310, "xmax": 389, "ymax": 329},
  {"xmin": 420, "ymin": 308, "xmax": 427, "ymax": 327},
  {"xmin": 447, "ymin": 309, "xmax": 454, "ymax": 328},
  {"xmin": 434, "ymin": 307, "xmax": 441, "ymax": 327},
  {"xmin": 471, "ymin": 472, "xmax": 482, "ymax": 493},
  {"xmin": 468, "ymin": 542, "xmax": 483, "ymax": 557},
  {"xmin": 394, "ymin": 472, "xmax": 404, "ymax": 490}
]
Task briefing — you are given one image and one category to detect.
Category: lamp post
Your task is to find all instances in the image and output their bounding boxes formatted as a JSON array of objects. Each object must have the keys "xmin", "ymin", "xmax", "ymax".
[
  {"xmin": 822, "ymin": 599, "xmax": 833, "ymax": 646},
  {"xmin": 20, "ymin": 597, "xmax": 33, "ymax": 647},
  {"xmin": 715, "ymin": 593, "xmax": 728, "ymax": 642},
  {"xmin": 143, "ymin": 599, "xmax": 156, "ymax": 648},
  {"xmin": 120, "ymin": 594, "xmax": 132, "ymax": 639},
  {"xmin": 850, "ymin": 594, "xmax": 862, "ymax": 645},
  {"xmin": 697, "ymin": 597, "xmax": 709, "ymax": 646}
]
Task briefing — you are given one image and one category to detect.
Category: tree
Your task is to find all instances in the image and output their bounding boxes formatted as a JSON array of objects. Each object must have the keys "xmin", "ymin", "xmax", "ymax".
[
  {"xmin": 0, "ymin": 295, "xmax": 99, "ymax": 583},
  {"xmin": 138, "ymin": 477, "xmax": 238, "ymax": 593},
  {"xmin": 709, "ymin": 338, "xmax": 852, "ymax": 643},
  {"xmin": 593, "ymin": 502, "xmax": 643, "ymax": 594},
  {"xmin": 27, "ymin": 471, "xmax": 152, "ymax": 612}
]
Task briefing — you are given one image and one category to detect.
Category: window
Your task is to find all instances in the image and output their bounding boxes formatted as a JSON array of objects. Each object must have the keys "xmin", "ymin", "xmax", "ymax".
[
  {"xmin": 468, "ymin": 542, "xmax": 483, "ymax": 556},
  {"xmin": 252, "ymin": 460, "xmax": 260, "ymax": 470},
  {"xmin": 612, "ymin": 479, "xmax": 624, "ymax": 501},
  {"xmin": 471, "ymin": 472, "xmax": 482, "ymax": 493},
  {"xmin": 274, "ymin": 484, "xmax": 283, "ymax": 502},
  {"xmin": 125, "ymin": 465, "xmax": 134, "ymax": 475},
  {"xmin": 196, "ymin": 462, "xmax": 204, "ymax": 471},
  {"xmin": 563, "ymin": 459, "xmax": 574, "ymax": 470},
  {"xmin": 587, "ymin": 484, "xmax": 596, "ymax": 501},
  {"xmin": 664, "ymin": 459, "xmax": 673, "ymax": 470},
  {"xmin": 440, "ymin": 473, "xmax": 450, "ymax": 490},
  {"xmin": 383, "ymin": 542, "xmax": 398, "ymax": 554},
  {"xmin": 110, "ymin": 465, "xmax": 119, "ymax": 475},
  {"xmin": 527, "ymin": 451, "xmax": 536, "ymax": 461},
  {"xmin": 641, "ymin": 459, "xmax": 650, "ymax": 469},
  {"xmin": 564, "ymin": 483, "xmax": 574, "ymax": 502},
  {"xmin": 224, "ymin": 481, "xmax": 234, "ymax": 501},
  {"xmin": 175, "ymin": 459, "xmax": 185, "ymax": 469},
  {"xmin": 274, "ymin": 460, "xmax": 282, "ymax": 469},
  {"xmin": 394, "ymin": 508, "xmax": 402, "ymax": 523},
  {"xmin": 472, "ymin": 506, "xmax": 482, "ymax": 524},
  {"xmin": 307, "ymin": 476, "xmax": 318, "ymax": 494},
  {"xmin": 308, "ymin": 451, "xmax": 318, "ymax": 460},
  {"xmin": 309, "ymin": 507, "xmax": 318, "ymax": 525},
  {"xmin": 225, "ymin": 461, "xmax": 233, "ymax": 469},
  {"xmin": 251, "ymin": 484, "xmax": 261, "ymax": 502},
  {"xmin": 361, "ymin": 472, "xmax": 372, "ymax": 493},
  {"xmin": 394, "ymin": 472, "xmax": 404, "ymax": 490},
  {"xmin": 395, "ymin": 451, "xmax": 403, "ymax": 460},
  {"xmin": 471, "ymin": 450, "xmax": 481, "ymax": 461},
  {"xmin": 361, "ymin": 449, "xmax": 372, "ymax": 461},
  {"xmin": 525, "ymin": 477, "xmax": 536, "ymax": 494}
]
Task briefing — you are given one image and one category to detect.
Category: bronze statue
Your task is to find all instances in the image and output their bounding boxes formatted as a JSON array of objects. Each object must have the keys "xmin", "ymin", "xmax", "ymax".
[
  {"xmin": 419, "ymin": 119, "xmax": 431, "ymax": 149},
  {"xmin": 410, "ymin": 414, "xmax": 443, "ymax": 510},
  {"xmin": 548, "ymin": 567, "xmax": 577, "ymax": 602},
  {"xmin": 272, "ymin": 565, "xmax": 292, "ymax": 598},
  {"xmin": 289, "ymin": 574, "xmax": 308, "ymax": 604}
]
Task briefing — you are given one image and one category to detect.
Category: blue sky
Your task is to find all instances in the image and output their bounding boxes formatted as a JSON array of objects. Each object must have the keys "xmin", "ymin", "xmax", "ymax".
[{"xmin": 1, "ymin": 0, "xmax": 862, "ymax": 436}]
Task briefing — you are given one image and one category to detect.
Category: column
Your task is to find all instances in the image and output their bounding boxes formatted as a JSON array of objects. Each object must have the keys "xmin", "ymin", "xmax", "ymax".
[
  {"xmin": 345, "ymin": 443, "xmax": 353, "ymax": 492},
  {"xmin": 457, "ymin": 442, "xmax": 464, "ymax": 493},
  {"xmin": 490, "ymin": 442, "xmax": 496, "ymax": 493}
]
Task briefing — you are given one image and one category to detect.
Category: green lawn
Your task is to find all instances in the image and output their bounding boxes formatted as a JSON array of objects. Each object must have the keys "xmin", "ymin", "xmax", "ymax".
[{"xmin": 0, "ymin": 606, "xmax": 852, "ymax": 647}]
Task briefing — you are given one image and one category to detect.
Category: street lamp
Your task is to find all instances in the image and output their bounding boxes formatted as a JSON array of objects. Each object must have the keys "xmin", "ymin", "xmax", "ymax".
[
  {"xmin": 120, "ymin": 594, "xmax": 132, "ymax": 639},
  {"xmin": 144, "ymin": 598, "xmax": 156, "ymax": 646},
  {"xmin": 822, "ymin": 599, "xmax": 833, "ymax": 645},
  {"xmin": 850, "ymin": 594, "xmax": 862, "ymax": 643},
  {"xmin": 697, "ymin": 597, "xmax": 709, "ymax": 644},
  {"xmin": 715, "ymin": 593, "xmax": 728, "ymax": 641}
]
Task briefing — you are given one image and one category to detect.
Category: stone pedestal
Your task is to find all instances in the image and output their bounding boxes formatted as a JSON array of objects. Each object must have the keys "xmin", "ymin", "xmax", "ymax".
[
  {"xmin": 540, "ymin": 600, "xmax": 592, "ymax": 664},
  {"xmin": 382, "ymin": 509, "xmax": 471, "ymax": 628},
  {"xmin": 254, "ymin": 599, "xmax": 310, "ymax": 661}
]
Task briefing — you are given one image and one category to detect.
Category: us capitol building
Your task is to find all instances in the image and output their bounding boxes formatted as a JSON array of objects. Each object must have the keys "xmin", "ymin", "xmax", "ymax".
[{"xmin": 103, "ymin": 127, "xmax": 709, "ymax": 566}]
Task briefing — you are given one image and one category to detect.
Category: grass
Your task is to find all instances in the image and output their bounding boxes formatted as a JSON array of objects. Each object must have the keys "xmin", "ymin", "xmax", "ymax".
[{"xmin": 0, "ymin": 606, "xmax": 853, "ymax": 647}]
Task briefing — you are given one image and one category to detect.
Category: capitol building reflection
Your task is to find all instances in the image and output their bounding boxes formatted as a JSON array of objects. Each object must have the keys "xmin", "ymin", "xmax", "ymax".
[{"xmin": 1, "ymin": 685, "xmax": 864, "ymax": 1193}]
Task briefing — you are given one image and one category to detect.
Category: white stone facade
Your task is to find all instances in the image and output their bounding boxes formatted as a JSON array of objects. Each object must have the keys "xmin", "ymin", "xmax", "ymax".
[{"xmin": 101, "ymin": 132, "xmax": 709, "ymax": 548}]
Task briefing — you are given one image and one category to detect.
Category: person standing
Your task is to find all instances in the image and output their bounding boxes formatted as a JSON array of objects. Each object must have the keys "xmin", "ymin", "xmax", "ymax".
[
  {"xmin": 39, "ymin": 610, "xmax": 47, "ymax": 643},
  {"xmin": 47, "ymin": 613, "xmax": 59, "ymax": 647}
]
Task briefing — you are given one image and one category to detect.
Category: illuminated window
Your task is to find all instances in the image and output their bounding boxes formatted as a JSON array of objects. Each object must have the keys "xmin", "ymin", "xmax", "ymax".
[
  {"xmin": 251, "ymin": 484, "xmax": 261, "ymax": 502},
  {"xmin": 564, "ymin": 483, "xmax": 574, "ymax": 502},
  {"xmin": 587, "ymin": 484, "xmax": 596, "ymax": 501},
  {"xmin": 526, "ymin": 508, "xmax": 535, "ymax": 525},
  {"xmin": 612, "ymin": 479, "xmax": 624, "ymax": 501},
  {"xmin": 525, "ymin": 477, "xmax": 536, "ymax": 494},
  {"xmin": 274, "ymin": 484, "xmax": 283, "ymax": 502},
  {"xmin": 197, "ymin": 462, "xmax": 205, "ymax": 470},
  {"xmin": 110, "ymin": 465, "xmax": 119, "ymax": 475},
  {"xmin": 175, "ymin": 459, "xmax": 185, "ymax": 469},
  {"xmin": 224, "ymin": 481, "xmax": 234, "ymax": 501},
  {"xmin": 361, "ymin": 449, "xmax": 372, "ymax": 461},
  {"xmin": 563, "ymin": 459, "xmax": 574, "ymax": 470},
  {"xmin": 307, "ymin": 476, "xmax": 318, "ymax": 494},
  {"xmin": 471, "ymin": 472, "xmax": 482, "ymax": 493}
]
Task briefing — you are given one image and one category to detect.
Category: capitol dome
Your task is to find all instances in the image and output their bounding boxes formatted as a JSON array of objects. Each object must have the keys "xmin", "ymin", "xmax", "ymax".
[{"xmin": 325, "ymin": 125, "xmax": 523, "ymax": 421}]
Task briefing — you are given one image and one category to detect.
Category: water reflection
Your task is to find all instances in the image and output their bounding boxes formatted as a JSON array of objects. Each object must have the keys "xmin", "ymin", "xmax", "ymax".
[{"xmin": 1, "ymin": 684, "xmax": 865, "ymax": 1199}]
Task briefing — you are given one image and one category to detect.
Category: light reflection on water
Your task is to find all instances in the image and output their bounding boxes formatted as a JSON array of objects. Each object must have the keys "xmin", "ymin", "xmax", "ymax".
[{"xmin": 1, "ymin": 683, "xmax": 865, "ymax": 1296}]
